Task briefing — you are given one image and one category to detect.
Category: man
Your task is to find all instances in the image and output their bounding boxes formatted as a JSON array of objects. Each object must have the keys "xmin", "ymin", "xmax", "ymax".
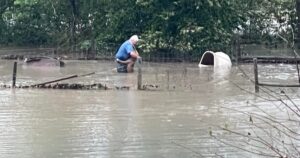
[{"xmin": 115, "ymin": 35, "xmax": 141, "ymax": 73}]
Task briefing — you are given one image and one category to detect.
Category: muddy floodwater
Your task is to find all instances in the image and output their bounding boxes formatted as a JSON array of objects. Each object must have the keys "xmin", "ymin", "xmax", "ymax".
[{"xmin": 0, "ymin": 60, "xmax": 300, "ymax": 158}]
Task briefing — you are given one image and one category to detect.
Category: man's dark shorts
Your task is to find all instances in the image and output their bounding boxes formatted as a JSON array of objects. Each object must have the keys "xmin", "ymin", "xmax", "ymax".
[{"xmin": 117, "ymin": 62, "xmax": 128, "ymax": 73}]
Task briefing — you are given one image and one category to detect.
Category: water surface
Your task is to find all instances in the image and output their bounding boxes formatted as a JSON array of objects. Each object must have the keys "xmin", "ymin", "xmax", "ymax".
[{"xmin": 0, "ymin": 60, "xmax": 299, "ymax": 158}]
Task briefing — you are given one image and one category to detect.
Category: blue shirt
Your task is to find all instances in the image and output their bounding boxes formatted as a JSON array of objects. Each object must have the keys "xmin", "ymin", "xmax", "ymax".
[{"xmin": 115, "ymin": 40, "xmax": 134, "ymax": 61}]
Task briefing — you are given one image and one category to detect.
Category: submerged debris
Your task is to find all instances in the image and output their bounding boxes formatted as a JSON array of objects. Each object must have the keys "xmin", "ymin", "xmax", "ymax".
[
  {"xmin": 37, "ymin": 83, "xmax": 108, "ymax": 90},
  {"xmin": 115, "ymin": 86, "xmax": 130, "ymax": 90},
  {"xmin": 0, "ymin": 83, "xmax": 162, "ymax": 91},
  {"xmin": 1, "ymin": 54, "xmax": 24, "ymax": 60},
  {"xmin": 0, "ymin": 83, "xmax": 109, "ymax": 90},
  {"xmin": 142, "ymin": 84, "xmax": 160, "ymax": 90}
]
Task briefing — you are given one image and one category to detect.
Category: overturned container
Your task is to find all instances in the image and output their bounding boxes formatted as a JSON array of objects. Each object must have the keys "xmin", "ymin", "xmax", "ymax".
[{"xmin": 198, "ymin": 51, "xmax": 232, "ymax": 69}]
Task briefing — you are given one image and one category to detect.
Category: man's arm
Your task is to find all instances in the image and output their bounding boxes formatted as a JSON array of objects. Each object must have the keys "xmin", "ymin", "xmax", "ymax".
[{"xmin": 130, "ymin": 50, "xmax": 140, "ymax": 58}]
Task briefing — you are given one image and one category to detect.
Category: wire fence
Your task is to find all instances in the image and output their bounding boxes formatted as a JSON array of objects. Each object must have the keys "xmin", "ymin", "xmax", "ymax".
[
  {"xmin": 0, "ymin": 47, "xmax": 204, "ymax": 63},
  {"xmin": 0, "ymin": 37, "xmax": 298, "ymax": 64}
]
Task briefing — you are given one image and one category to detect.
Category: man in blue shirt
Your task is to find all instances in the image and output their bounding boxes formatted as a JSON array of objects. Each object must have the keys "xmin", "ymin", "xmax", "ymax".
[{"xmin": 115, "ymin": 35, "xmax": 141, "ymax": 73}]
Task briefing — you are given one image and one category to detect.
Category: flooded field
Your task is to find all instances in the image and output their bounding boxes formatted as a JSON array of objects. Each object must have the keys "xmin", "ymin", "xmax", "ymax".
[{"xmin": 0, "ymin": 59, "xmax": 300, "ymax": 158}]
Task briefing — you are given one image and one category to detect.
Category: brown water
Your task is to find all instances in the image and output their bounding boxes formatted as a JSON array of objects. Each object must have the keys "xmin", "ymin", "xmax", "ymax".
[{"xmin": 0, "ymin": 60, "xmax": 299, "ymax": 158}]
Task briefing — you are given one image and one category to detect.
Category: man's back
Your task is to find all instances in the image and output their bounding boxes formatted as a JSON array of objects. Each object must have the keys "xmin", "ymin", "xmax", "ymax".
[{"xmin": 115, "ymin": 40, "xmax": 134, "ymax": 60}]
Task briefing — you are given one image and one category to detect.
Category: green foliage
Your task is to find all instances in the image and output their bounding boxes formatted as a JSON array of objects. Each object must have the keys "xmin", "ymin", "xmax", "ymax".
[
  {"xmin": 80, "ymin": 40, "xmax": 91, "ymax": 50},
  {"xmin": 238, "ymin": 0, "xmax": 295, "ymax": 44},
  {"xmin": 0, "ymin": 0, "xmax": 298, "ymax": 57}
]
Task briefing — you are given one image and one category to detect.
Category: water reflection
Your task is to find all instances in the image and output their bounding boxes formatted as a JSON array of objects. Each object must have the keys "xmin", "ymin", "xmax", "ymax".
[{"xmin": 199, "ymin": 65, "xmax": 231, "ymax": 82}]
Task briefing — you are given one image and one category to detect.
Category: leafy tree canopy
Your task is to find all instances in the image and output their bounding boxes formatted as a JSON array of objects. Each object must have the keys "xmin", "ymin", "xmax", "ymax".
[{"xmin": 0, "ymin": 0, "xmax": 298, "ymax": 57}]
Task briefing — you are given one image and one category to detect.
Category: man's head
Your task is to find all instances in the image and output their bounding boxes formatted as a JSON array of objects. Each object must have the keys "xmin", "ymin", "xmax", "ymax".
[{"xmin": 129, "ymin": 35, "xmax": 139, "ymax": 45}]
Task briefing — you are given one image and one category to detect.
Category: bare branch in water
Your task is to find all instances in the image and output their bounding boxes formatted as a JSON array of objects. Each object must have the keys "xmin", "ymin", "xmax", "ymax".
[{"xmin": 218, "ymin": 65, "xmax": 300, "ymax": 157}]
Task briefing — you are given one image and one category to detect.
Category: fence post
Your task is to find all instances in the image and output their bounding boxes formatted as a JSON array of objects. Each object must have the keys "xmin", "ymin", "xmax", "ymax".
[
  {"xmin": 12, "ymin": 61, "xmax": 17, "ymax": 88},
  {"xmin": 253, "ymin": 58, "xmax": 259, "ymax": 93},
  {"xmin": 167, "ymin": 70, "xmax": 170, "ymax": 90},
  {"xmin": 137, "ymin": 58, "xmax": 142, "ymax": 90}
]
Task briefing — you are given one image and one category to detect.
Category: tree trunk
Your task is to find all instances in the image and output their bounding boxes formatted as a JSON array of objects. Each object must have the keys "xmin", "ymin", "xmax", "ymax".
[
  {"xmin": 91, "ymin": 25, "xmax": 96, "ymax": 59},
  {"xmin": 69, "ymin": 0, "xmax": 78, "ymax": 51},
  {"xmin": 296, "ymin": 0, "xmax": 300, "ymax": 49},
  {"xmin": 0, "ymin": 0, "xmax": 15, "ymax": 45}
]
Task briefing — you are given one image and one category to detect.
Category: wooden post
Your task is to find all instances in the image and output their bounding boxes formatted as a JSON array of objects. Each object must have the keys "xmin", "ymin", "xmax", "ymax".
[
  {"xmin": 137, "ymin": 67, "xmax": 142, "ymax": 90},
  {"xmin": 254, "ymin": 58, "xmax": 259, "ymax": 93},
  {"xmin": 137, "ymin": 58, "xmax": 142, "ymax": 90},
  {"xmin": 12, "ymin": 61, "xmax": 17, "ymax": 88},
  {"xmin": 167, "ymin": 70, "xmax": 170, "ymax": 90}
]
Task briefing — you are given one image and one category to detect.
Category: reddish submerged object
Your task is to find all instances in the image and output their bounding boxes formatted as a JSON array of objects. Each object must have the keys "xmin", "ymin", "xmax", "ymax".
[{"xmin": 24, "ymin": 56, "xmax": 65, "ymax": 67}]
